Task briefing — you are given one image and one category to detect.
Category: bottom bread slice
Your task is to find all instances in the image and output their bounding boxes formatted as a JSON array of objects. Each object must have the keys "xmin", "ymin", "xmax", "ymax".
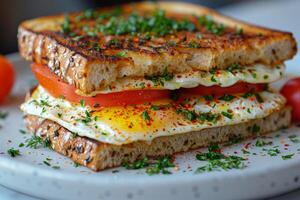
[{"xmin": 24, "ymin": 107, "xmax": 291, "ymax": 171}]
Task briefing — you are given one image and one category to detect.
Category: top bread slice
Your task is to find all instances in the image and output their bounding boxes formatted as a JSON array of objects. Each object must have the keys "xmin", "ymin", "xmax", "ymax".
[{"xmin": 18, "ymin": 2, "xmax": 297, "ymax": 95}]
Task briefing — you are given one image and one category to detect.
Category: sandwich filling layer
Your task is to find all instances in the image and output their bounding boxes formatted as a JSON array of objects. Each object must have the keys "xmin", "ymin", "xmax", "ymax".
[
  {"xmin": 21, "ymin": 86, "xmax": 286, "ymax": 145},
  {"xmin": 77, "ymin": 64, "xmax": 284, "ymax": 95}
]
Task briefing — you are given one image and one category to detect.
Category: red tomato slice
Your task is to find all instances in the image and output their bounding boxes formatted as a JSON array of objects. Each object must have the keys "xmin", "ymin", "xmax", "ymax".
[
  {"xmin": 179, "ymin": 82, "xmax": 266, "ymax": 97},
  {"xmin": 280, "ymin": 77, "xmax": 300, "ymax": 122},
  {"xmin": 0, "ymin": 56, "xmax": 15, "ymax": 104},
  {"xmin": 31, "ymin": 63, "xmax": 171, "ymax": 107}
]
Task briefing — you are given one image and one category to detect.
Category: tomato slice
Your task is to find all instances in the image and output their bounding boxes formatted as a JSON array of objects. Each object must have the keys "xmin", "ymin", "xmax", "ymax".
[
  {"xmin": 179, "ymin": 82, "xmax": 266, "ymax": 97},
  {"xmin": 31, "ymin": 63, "xmax": 171, "ymax": 107}
]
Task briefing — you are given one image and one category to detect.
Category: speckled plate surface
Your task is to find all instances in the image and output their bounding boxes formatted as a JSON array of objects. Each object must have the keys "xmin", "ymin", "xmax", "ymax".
[{"xmin": 1, "ymin": 54, "xmax": 300, "ymax": 200}]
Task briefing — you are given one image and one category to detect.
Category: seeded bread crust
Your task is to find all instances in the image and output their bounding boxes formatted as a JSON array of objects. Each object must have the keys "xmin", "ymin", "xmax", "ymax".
[
  {"xmin": 18, "ymin": 2, "xmax": 297, "ymax": 95},
  {"xmin": 24, "ymin": 107, "xmax": 291, "ymax": 171}
]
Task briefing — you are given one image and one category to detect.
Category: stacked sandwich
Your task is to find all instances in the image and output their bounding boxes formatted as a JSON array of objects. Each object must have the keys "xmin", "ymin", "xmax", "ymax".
[{"xmin": 18, "ymin": 2, "xmax": 297, "ymax": 171}]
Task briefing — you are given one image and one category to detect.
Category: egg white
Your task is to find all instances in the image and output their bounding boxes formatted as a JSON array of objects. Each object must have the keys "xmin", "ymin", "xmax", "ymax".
[
  {"xmin": 21, "ymin": 86, "xmax": 286, "ymax": 145},
  {"xmin": 77, "ymin": 64, "xmax": 285, "ymax": 96}
]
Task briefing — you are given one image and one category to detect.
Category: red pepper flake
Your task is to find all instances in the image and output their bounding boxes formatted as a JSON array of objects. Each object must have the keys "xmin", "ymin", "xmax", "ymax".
[
  {"xmin": 133, "ymin": 37, "xmax": 139, "ymax": 42},
  {"xmin": 244, "ymin": 142, "xmax": 251, "ymax": 149}
]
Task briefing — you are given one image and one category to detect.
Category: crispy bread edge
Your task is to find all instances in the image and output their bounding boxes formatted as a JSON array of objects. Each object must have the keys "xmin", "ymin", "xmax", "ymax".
[
  {"xmin": 18, "ymin": 2, "xmax": 297, "ymax": 94},
  {"xmin": 24, "ymin": 107, "xmax": 291, "ymax": 171}
]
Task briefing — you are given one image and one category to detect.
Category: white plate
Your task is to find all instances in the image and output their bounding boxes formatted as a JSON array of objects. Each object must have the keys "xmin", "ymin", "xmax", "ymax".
[{"xmin": 1, "ymin": 54, "xmax": 300, "ymax": 200}]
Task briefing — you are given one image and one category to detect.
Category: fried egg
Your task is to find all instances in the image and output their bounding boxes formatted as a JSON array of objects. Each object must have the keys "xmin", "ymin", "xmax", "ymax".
[
  {"xmin": 21, "ymin": 86, "xmax": 286, "ymax": 145},
  {"xmin": 77, "ymin": 64, "xmax": 285, "ymax": 96}
]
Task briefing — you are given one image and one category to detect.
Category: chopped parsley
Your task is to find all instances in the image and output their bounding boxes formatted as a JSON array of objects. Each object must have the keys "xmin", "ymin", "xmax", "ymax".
[
  {"xmin": 221, "ymin": 111, "xmax": 233, "ymax": 119},
  {"xmin": 188, "ymin": 41, "xmax": 200, "ymax": 48},
  {"xmin": 203, "ymin": 95, "xmax": 214, "ymax": 101},
  {"xmin": 254, "ymin": 93, "xmax": 264, "ymax": 103},
  {"xmin": 0, "ymin": 111, "xmax": 8, "ymax": 119},
  {"xmin": 123, "ymin": 156, "xmax": 174, "ymax": 175},
  {"xmin": 73, "ymin": 162, "xmax": 80, "ymax": 168},
  {"xmin": 227, "ymin": 64, "xmax": 241, "ymax": 73},
  {"xmin": 195, "ymin": 145, "xmax": 246, "ymax": 173},
  {"xmin": 61, "ymin": 15, "xmax": 71, "ymax": 34},
  {"xmin": 210, "ymin": 75, "xmax": 217, "ymax": 82},
  {"xmin": 255, "ymin": 138, "xmax": 272, "ymax": 147},
  {"xmin": 176, "ymin": 108, "xmax": 219, "ymax": 122},
  {"xmin": 7, "ymin": 148, "xmax": 21, "ymax": 157},
  {"xmin": 19, "ymin": 143, "xmax": 25, "ymax": 147},
  {"xmin": 19, "ymin": 129, "xmax": 26, "ymax": 134},
  {"xmin": 250, "ymin": 124, "xmax": 260, "ymax": 134},
  {"xmin": 145, "ymin": 68, "xmax": 174, "ymax": 86},
  {"xmin": 150, "ymin": 105, "xmax": 161, "ymax": 111},
  {"xmin": 218, "ymin": 94, "xmax": 235, "ymax": 101},
  {"xmin": 251, "ymin": 73, "xmax": 257, "ymax": 79},
  {"xmin": 80, "ymin": 99, "xmax": 85, "ymax": 107},
  {"xmin": 224, "ymin": 136, "xmax": 243, "ymax": 146},
  {"xmin": 25, "ymin": 135, "xmax": 51, "ymax": 149},
  {"xmin": 265, "ymin": 147, "xmax": 281, "ymax": 156},
  {"xmin": 81, "ymin": 110, "xmax": 92, "ymax": 124},
  {"xmin": 198, "ymin": 15, "xmax": 225, "ymax": 35},
  {"xmin": 141, "ymin": 110, "xmax": 151, "ymax": 122},
  {"xmin": 123, "ymin": 157, "xmax": 149, "ymax": 169},
  {"xmin": 288, "ymin": 135, "xmax": 299, "ymax": 143},
  {"xmin": 43, "ymin": 160, "xmax": 51, "ymax": 166},
  {"xmin": 241, "ymin": 92, "xmax": 253, "ymax": 99},
  {"xmin": 282, "ymin": 153, "xmax": 294, "ymax": 160},
  {"xmin": 116, "ymin": 51, "xmax": 127, "ymax": 57},
  {"xmin": 97, "ymin": 10, "xmax": 196, "ymax": 36},
  {"xmin": 236, "ymin": 27, "xmax": 243, "ymax": 35}
]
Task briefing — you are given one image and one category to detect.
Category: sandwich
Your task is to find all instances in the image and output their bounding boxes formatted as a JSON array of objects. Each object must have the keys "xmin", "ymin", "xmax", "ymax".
[{"xmin": 18, "ymin": 2, "xmax": 297, "ymax": 171}]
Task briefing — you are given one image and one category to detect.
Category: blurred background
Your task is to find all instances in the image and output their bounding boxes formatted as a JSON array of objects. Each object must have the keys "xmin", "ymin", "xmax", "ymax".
[{"xmin": 0, "ymin": 0, "xmax": 242, "ymax": 54}]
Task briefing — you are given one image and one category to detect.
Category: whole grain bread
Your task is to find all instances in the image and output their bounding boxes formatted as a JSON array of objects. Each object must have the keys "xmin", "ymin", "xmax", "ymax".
[
  {"xmin": 18, "ymin": 2, "xmax": 297, "ymax": 95},
  {"xmin": 24, "ymin": 107, "xmax": 291, "ymax": 171}
]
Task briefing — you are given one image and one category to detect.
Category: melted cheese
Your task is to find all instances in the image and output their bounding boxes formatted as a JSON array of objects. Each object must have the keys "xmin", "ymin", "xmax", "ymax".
[
  {"xmin": 21, "ymin": 86, "xmax": 286, "ymax": 145},
  {"xmin": 77, "ymin": 64, "xmax": 285, "ymax": 96}
]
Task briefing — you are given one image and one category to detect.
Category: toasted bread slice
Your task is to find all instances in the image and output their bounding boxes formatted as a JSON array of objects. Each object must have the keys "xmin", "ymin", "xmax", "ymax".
[
  {"xmin": 18, "ymin": 2, "xmax": 297, "ymax": 94},
  {"xmin": 24, "ymin": 107, "xmax": 291, "ymax": 171}
]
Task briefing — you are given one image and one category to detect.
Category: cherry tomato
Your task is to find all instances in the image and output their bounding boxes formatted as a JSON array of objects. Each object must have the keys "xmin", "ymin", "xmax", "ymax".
[
  {"xmin": 0, "ymin": 56, "xmax": 15, "ymax": 103},
  {"xmin": 31, "ymin": 63, "xmax": 171, "ymax": 107},
  {"xmin": 280, "ymin": 77, "xmax": 300, "ymax": 122}
]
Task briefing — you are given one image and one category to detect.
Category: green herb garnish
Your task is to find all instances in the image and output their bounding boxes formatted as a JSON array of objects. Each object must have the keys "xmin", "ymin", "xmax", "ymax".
[
  {"xmin": 176, "ymin": 108, "xmax": 219, "ymax": 122},
  {"xmin": 255, "ymin": 138, "xmax": 272, "ymax": 147},
  {"xmin": 80, "ymin": 99, "xmax": 85, "ymax": 107},
  {"xmin": 221, "ymin": 111, "xmax": 233, "ymax": 119},
  {"xmin": 61, "ymin": 15, "xmax": 71, "ymax": 34},
  {"xmin": 81, "ymin": 110, "xmax": 92, "ymax": 124},
  {"xmin": 145, "ymin": 68, "xmax": 174, "ymax": 86},
  {"xmin": 282, "ymin": 153, "xmax": 294, "ymax": 160},
  {"xmin": 141, "ymin": 110, "xmax": 151, "ymax": 122},
  {"xmin": 123, "ymin": 156, "xmax": 174, "ymax": 175},
  {"xmin": 218, "ymin": 94, "xmax": 235, "ymax": 102},
  {"xmin": 195, "ymin": 145, "xmax": 246, "ymax": 173},
  {"xmin": 7, "ymin": 148, "xmax": 21, "ymax": 157},
  {"xmin": 25, "ymin": 135, "xmax": 51, "ymax": 149},
  {"xmin": 288, "ymin": 135, "xmax": 299, "ymax": 143},
  {"xmin": 198, "ymin": 15, "xmax": 225, "ymax": 35},
  {"xmin": 254, "ymin": 93, "xmax": 264, "ymax": 103},
  {"xmin": 98, "ymin": 10, "xmax": 195, "ymax": 36},
  {"xmin": 0, "ymin": 111, "xmax": 8, "ymax": 119},
  {"xmin": 116, "ymin": 51, "xmax": 127, "ymax": 57}
]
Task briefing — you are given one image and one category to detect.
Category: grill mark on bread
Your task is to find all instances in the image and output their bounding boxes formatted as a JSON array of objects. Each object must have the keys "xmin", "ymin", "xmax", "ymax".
[{"xmin": 18, "ymin": 2, "xmax": 297, "ymax": 95}]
